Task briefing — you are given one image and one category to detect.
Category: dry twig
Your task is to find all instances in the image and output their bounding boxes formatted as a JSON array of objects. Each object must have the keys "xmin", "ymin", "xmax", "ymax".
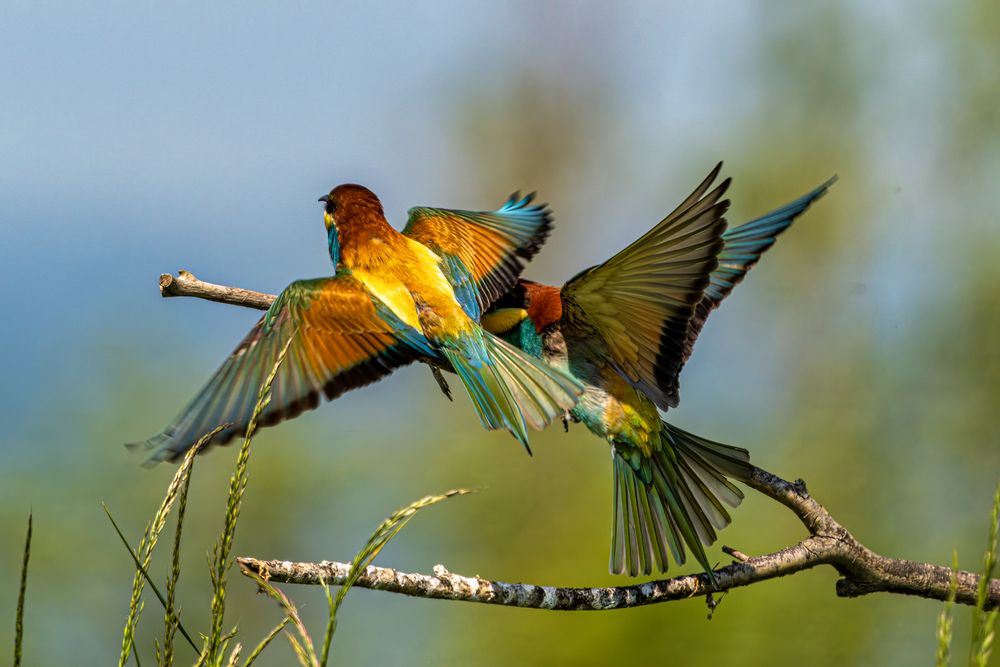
[{"xmin": 236, "ymin": 469, "xmax": 999, "ymax": 611}]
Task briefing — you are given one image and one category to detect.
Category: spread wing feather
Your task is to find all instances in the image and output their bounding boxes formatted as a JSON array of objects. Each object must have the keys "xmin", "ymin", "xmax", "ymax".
[
  {"xmin": 561, "ymin": 164, "xmax": 730, "ymax": 410},
  {"xmin": 403, "ymin": 192, "xmax": 553, "ymax": 318},
  {"xmin": 132, "ymin": 275, "xmax": 431, "ymax": 463},
  {"xmin": 680, "ymin": 177, "xmax": 836, "ymax": 367}
]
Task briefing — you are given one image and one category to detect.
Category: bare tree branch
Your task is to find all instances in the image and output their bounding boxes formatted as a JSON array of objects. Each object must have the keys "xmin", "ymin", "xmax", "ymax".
[
  {"xmin": 235, "ymin": 467, "xmax": 998, "ymax": 610},
  {"xmin": 158, "ymin": 271, "xmax": 1000, "ymax": 611},
  {"xmin": 159, "ymin": 271, "xmax": 276, "ymax": 310}
]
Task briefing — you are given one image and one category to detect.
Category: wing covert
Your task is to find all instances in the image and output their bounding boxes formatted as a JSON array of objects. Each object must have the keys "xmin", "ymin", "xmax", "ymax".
[{"xmin": 403, "ymin": 192, "xmax": 553, "ymax": 317}]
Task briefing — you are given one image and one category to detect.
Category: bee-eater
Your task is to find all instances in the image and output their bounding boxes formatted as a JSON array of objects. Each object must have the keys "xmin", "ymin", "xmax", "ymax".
[
  {"xmin": 136, "ymin": 185, "xmax": 583, "ymax": 463},
  {"xmin": 481, "ymin": 165, "xmax": 834, "ymax": 578}
]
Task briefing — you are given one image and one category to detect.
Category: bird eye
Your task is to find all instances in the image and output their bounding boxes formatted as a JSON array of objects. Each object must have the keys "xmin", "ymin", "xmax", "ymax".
[{"xmin": 318, "ymin": 194, "xmax": 337, "ymax": 212}]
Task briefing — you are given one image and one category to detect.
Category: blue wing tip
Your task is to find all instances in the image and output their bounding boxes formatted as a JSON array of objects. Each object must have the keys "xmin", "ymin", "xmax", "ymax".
[
  {"xmin": 790, "ymin": 174, "xmax": 837, "ymax": 206},
  {"xmin": 721, "ymin": 174, "xmax": 838, "ymax": 247},
  {"xmin": 500, "ymin": 190, "xmax": 546, "ymax": 214},
  {"xmin": 794, "ymin": 173, "xmax": 838, "ymax": 212}
]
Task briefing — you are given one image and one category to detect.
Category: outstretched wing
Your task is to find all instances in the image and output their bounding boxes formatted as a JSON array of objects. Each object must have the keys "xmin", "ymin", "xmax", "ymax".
[
  {"xmin": 561, "ymin": 164, "xmax": 730, "ymax": 410},
  {"xmin": 680, "ymin": 176, "xmax": 836, "ymax": 366},
  {"xmin": 403, "ymin": 192, "xmax": 553, "ymax": 318},
  {"xmin": 133, "ymin": 276, "xmax": 433, "ymax": 463}
]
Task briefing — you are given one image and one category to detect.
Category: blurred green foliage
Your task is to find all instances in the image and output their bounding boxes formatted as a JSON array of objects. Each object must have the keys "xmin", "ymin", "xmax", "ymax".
[{"xmin": 2, "ymin": 1, "xmax": 999, "ymax": 665}]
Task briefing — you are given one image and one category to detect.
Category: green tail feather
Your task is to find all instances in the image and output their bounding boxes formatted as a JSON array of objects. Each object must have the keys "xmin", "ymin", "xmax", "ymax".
[
  {"xmin": 440, "ymin": 345, "xmax": 529, "ymax": 448},
  {"xmin": 442, "ymin": 331, "xmax": 583, "ymax": 452},
  {"xmin": 609, "ymin": 422, "xmax": 752, "ymax": 582},
  {"xmin": 484, "ymin": 331, "xmax": 583, "ymax": 430}
]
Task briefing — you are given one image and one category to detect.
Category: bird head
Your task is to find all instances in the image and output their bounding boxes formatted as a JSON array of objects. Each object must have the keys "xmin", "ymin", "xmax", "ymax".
[
  {"xmin": 318, "ymin": 183, "xmax": 385, "ymax": 231},
  {"xmin": 318, "ymin": 184, "xmax": 387, "ymax": 267},
  {"xmin": 482, "ymin": 280, "xmax": 563, "ymax": 335}
]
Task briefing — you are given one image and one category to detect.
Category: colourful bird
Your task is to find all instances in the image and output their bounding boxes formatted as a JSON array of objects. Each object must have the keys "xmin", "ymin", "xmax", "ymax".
[
  {"xmin": 480, "ymin": 165, "xmax": 834, "ymax": 578},
  {"xmin": 135, "ymin": 185, "xmax": 583, "ymax": 463}
]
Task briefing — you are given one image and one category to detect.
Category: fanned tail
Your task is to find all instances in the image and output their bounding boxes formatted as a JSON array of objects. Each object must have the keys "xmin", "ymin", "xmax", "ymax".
[
  {"xmin": 442, "ymin": 331, "xmax": 583, "ymax": 452},
  {"xmin": 610, "ymin": 422, "xmax": 752, "ymax": 582}
]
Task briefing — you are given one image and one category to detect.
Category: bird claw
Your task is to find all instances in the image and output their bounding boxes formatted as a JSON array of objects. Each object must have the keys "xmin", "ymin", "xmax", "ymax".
[
  {"xmin": 562, "ymin": 410, "xmax": 577, "ymax": 433},
  {"xmin": 705, "ymin": 582, "xmax": 727, "ymax": 620},
  {"xmin": 429, "ymin": 366, "xmax": 453, "ymax": 401}
]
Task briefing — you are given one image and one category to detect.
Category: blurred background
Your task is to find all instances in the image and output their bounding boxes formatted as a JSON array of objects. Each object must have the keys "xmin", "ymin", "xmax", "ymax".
[{"xmin": 1, "ymin": 0, "xmax": 998, "ymax": 664}]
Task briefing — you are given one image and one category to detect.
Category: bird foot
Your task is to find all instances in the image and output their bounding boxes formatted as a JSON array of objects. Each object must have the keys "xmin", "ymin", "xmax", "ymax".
[
  {"xmin": 562, "ymin": 410, "xmax": 577, "ymax": 433},
  {"xmin": 705, "ymin": 589, "xmax": 727, "ymax": 620},
  {"xmin": 429, "ymin": 366, "xmax": 453, "ymax": 401}
]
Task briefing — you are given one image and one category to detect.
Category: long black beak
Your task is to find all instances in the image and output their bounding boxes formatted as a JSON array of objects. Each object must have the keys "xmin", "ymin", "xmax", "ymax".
[{"xmin": 318, "ymin": 194, "xmax": 329, "ymax": 203}]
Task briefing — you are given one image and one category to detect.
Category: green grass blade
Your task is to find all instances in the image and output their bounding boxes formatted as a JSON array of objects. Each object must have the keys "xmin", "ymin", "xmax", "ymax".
[
  {"xmin": 206, "ymin": 336, "xmax": 294, "ymax": 661},
  {"xmin": 244, "ymin": 573, "xmax": 317, "ymax": 667},
  {"xmin": 334, "ymin": 488, "xmax": 475, "ymax": 613},
  {"xmin": 117, "ymin": 516, "xmax": 150, "ymax": 667},
  {"xmin": 13, "ymin": 512, "xmax": 31, "ymax": 667},
  {"xmin": 318, "ymin": 578, "xmax": 335, "ymax": 667},
  {"xmin": 243, "ymin": 618, "xmax": 290, "ymax": 667},
  {"xmin": 194, "ymin": 638, "xmax": 210, "ymax": 667},
  {"xmin": 105, "ymin": 507, "xmax": 162, "ymax": 601},
  {"xmin": 115, "ymin": 423, "xmax": 227, "ymax": 665},
  {"xmin": 104, "ymin": 504, "xmax": 199, "ymax": 653},
  {"xmin": 970, "ymin": 481, "xmax": 1000, "ymax": 667},
  {"xmin": 163, "ymin": 430, "xmax": 201, "ymax": 666},
  {"xmin": 326, "ymin": 488, "xmax": 474, "ymax": 660},
  {"xmin": 936, "ymin": 550, "xmax": 959, "ymax": 667},
  {"xmin": 285, "ymin": 632, "xmax": 313, "ymax": 667}
]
